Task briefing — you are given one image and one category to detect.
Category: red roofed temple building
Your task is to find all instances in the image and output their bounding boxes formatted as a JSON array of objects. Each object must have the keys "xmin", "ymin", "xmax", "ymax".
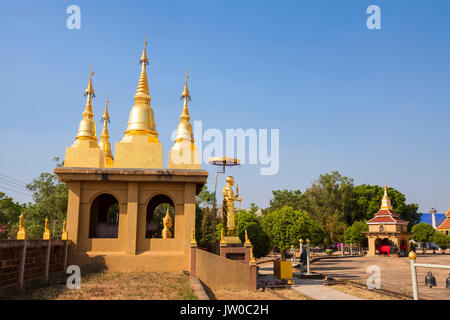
[
  {"xmin": 436, "ymin": 208, "xmax": 450, "ymax": 235},
  {"xmin": 365, "ymin": 185, "xmax": 410, "ymax": 257}
]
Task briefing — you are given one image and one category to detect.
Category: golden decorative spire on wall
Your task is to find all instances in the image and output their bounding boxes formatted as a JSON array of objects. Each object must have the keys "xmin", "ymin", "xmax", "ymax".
[
  {"xmin": 380, "ymin": 184, "xmax": 393, "ymax": 210},
  {"xmin": 124, "ymin": 35, "xmax": 158, "ymax": 136},
  {"xmin": 99, "ymin": 94, "xmax": 114, "ymax": 167},
  {"xmin": 76, "ymin": 64, "xmax": 98, "ymax": 140}
]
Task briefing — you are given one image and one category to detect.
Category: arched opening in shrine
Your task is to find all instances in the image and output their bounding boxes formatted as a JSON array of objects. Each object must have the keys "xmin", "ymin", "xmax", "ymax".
[
  {"xmin": 375, "ymin": 238, "xmax": 395, "ymax": 255},
  {"xmin": 146, "ymin": 194, "xmax": 175, "ymax": 238},
  {"xmin": 89, "ymin": 193, "xmax": 119, "ymax": 238}
]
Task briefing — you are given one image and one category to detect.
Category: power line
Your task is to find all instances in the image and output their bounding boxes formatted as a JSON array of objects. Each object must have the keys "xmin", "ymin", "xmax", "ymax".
[
  {"xmin": 0, "ymin": 173, "xmax": 28, "ymax": 186},
  {"xmin": 0, "ymin": 186, "xmax": 32, "ymax": 197},
  {"xmin": 0, "ymin": 177, "xmax": 29, "ymax": 191}
]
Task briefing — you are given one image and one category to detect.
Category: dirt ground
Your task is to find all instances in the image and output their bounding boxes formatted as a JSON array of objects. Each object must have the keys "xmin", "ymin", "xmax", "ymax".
[
  {"xmin": 1, "ymin": 271, "xmax": 197, "ymax": 300},
  {"xmin": 329, "ymin": 283, "xmax": 411, "ymax": 300},
  {"xmin": 211, "ymin": 287, "xmax": 309, "ymax": 300}
]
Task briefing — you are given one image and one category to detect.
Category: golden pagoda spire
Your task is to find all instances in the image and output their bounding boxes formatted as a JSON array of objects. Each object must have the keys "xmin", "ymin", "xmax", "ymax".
[
  {"xmin": 76, "ymin": 64, "xmax": 98, "ymax": 140},
  {"xmin": 174, "ymin": 67, "xmax": 194, "ymax": 143},
  {"xmin": 380, "ymin": 184, "xmax": 393, "ymax": 210},
  {"xmin": 99, "ymin": 94, "xmax": 114, "ymax": 167},
  {"xmin": 124, "ymin": 35, "xmax": 157, "ymax": 136}
]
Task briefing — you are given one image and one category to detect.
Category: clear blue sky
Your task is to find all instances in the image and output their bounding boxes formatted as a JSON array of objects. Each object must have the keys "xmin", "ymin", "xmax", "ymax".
[{"xmin": 1, "ymin": 1, "xmax": 449, "ymax": 213}]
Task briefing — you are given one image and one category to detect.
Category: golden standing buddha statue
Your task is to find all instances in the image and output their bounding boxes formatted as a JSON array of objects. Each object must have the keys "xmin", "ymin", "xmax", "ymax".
[
  {"xmin": 162, "ymin": 207, "xmax": 173, "ymax": 239},
  {"xmin": 222, "ymin": 176, "xmax": 242, "ymax": 235}
]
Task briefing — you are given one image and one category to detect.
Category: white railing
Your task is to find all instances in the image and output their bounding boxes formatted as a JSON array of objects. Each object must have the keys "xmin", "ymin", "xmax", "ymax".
[{"xmin": 409, "ymin": 251, "xmax": 450, "ymax": 300}]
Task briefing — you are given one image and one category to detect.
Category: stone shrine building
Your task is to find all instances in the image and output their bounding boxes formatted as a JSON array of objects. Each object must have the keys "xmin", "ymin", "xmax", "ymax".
[
  {"xmin": 365, "ymin": 185, "xmax": 410, "ymax": 257},
  {"xmin": 55, "ymin": 40, "xmax": 207, "ymax": 272}
]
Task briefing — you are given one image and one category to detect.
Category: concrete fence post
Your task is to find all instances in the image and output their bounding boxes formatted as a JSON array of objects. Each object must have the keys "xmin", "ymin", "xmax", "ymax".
[
  {"xmin": 409, "ymin": 251, "xmax": 419, "ymax": 300},
  {"xmin": 63, "ymin": 240, "xmax": 69, "ymax": 271},
  {"xmin": 45, "ymin": 239, "xmax": 52, "ymax": 281},
  {"xmin": 18, "ymin": 240, "xmax": 28, "ymax": 290}
]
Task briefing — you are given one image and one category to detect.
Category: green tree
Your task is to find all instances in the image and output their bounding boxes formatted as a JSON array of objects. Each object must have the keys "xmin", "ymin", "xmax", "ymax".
[
  {"xmin": 411, "ymin": 223, "xmax": 435, "ymax": 252},
  {"xmin": 268, "ymin": 189, "xmax": 304, "ymax": 212},
  {"xmin": 234, "ymin": 209, "xmax": 270, "ymax": 258},
  {"xmin": 432, "ymin": 232, "xmax": 450, "ymax": 252},
  {"xmin": 0, "ymin": 192, "xmax": 25, "ymax": 239},
  {"xmin": 344, "ymin": 220, "xmax": 368, "ymax": 246},
  {"xmin": 301, "ymin": 171, "xmax": 354, "ymax": 245},
  {"xmin": 22, "ymin": 170, "xmax": 69, "ymax": 239},
  {"xmin": 267, "ymin": 206, "xmax": 324, "ymax": 259},
  {"xmin": 195, "ymin": 185, "xmax": 216, "ymax": 250}
]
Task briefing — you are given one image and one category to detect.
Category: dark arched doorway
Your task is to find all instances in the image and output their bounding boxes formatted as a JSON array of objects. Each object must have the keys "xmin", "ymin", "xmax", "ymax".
[
  {"xmin": 89, "ymin": 194, "xmax": 119, "ymax": 238},
  {"xmin": 146, "ymin": 194, "xmax": 175, "ymax": 238}
]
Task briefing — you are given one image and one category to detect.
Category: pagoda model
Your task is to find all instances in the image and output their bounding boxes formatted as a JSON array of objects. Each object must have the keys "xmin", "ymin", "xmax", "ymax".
[
  {"xmin": 54, "ymin": 38, "xmax": 208, "ymax": 273},
  {"xmin": 436, "ymin": 208, "xmax": 450, "ymax": 235},
  {"xmin": 365, "ymin": 185, "xmax": 410, "ymax": 257},
  {"xmin": 64, "ymin": 65, "xmax": 105, "ymax": 168},
  {"xmin": 113, "ymin": 37, "xmax": 162, "ymax": 168},
  {"xmin": 168, "ymin": 68, "xmax": 201, "ymax": 169}
]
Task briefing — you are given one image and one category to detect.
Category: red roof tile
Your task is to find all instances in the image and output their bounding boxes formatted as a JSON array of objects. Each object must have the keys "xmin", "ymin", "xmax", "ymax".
[{"xmin": 436, "ymin": 218, "xmax": 450, "ymax": 230}]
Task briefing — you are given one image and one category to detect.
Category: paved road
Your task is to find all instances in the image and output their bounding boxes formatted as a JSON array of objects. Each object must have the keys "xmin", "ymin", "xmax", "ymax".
[
  {"xmin": 258, "ymin": 262, "xmax": 361, "ymax": 300},
  {"xmin": 310, "ymin": 254, "xmax": 450, "ymax": 300}
]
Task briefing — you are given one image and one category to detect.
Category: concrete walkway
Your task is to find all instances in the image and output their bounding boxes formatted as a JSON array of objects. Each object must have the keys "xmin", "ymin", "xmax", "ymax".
[
  {"xmin": 292, "ymin": 278, "xmax": 361, "ymax": 300},
  {"xmin": 258, "ymin": 262, "xmax": 361, "ymax": 300}
]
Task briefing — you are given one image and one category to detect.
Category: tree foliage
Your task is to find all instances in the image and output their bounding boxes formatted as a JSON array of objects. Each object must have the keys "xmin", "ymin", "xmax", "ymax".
[
  {"xmin": 344, "ymin": 220, "xmax": 368, "ymax": 245},
  {"xmin": 411, "ymin": 223, "xmax": 435, "ymax": 244},
  {"xmin": 266, "ymin": 206, "xmax": 324, "ymax": 258},
  {"xmin": 432, "ymin": 232, "xmax": 450, "ymax": 251}
]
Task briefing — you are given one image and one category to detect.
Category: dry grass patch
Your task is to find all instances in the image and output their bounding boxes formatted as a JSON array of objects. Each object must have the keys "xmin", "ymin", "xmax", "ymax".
[
  {"xmin": 212, "ymin": 288, "xmax": 309, "ymax": 300},
  {"xmin": 330, "ymin": 284, "xmax": 411, "ymax": 300},
  {"xmin": 1, "ymin": 271, "xmax": 197, "ymax": 300}
]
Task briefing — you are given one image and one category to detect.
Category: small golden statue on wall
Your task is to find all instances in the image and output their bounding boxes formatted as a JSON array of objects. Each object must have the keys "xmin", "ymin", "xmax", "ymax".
[
  {"xmin": 43, "ymin": 217, "xmax": 51, "ymax": 240},
  {"xmin": 222, "ymin": 176, "xmax": 242, "ymax": 235},
  {"xmin": 162, "ymin": 207, "xmax": 173, "ymax": 239},
  {"xmin": 16, "ymin": 214, "xmax": 27, "ymax": 240}
]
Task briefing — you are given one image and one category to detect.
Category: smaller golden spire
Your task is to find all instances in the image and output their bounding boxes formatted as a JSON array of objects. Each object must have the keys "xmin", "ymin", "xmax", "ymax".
[
  {"xmin": 62, "ymin": 220, "xmax": 68, "ymax": 240},
  {"xmin": 174, "ymin": 68, "xmax": 194, "ymax": 143},
  {"xmin": 99, "ymin": 94, "xmax": 113, "ymax": 167},
  {"xmin": 76, "ymin": 64, "xmax": 98, "ymax": 140},
  {"xmin": 249, "ymin": 246, "xmax": 256, "ymax": 264},
  {"xmin": 190, "ymin": 228, "xmax": 197, "ymax": 245},
  {"xmin": 380, "ymin": 184, "xmax": 393, "ymax": 210},
  {"xmin": 244, "ymin": 228, "xmax": 251, "ymax": 246}
]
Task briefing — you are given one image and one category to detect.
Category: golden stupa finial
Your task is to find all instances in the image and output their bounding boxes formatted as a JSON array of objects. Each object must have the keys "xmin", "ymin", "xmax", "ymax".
[
  {"xmin": 17, "ymin": 214, "xmax": 26, "ymax": 240},
  {"xmin": 190, "ymin": 228, "xmax": 197, "ymax": 245},
  {"xmin": 173, "ymin": 68, "xmax": 194, "ymax": 143},
  {"xmin": 181, "ymin": 67, "xmax": 191, "ymax": 102},
  {"xmin": 249, "ymin": 246, "xmax": 256, "ymax": 264},
  {"xmin": 62, "ymin": 220, "xmax": 68, "ymax": 240},
  {"xmin": 244, "ymin": 228, "xmax": 251, "ymax": 246},
  {"xmin": 380, "ymin": 183, "xmax": 393, "ymax": 210},
  {"xmin": 123, "ymin": 36, "xmax": 157, "ymax": 135},
  {"xmin": 76, "ymin": 65, "xmax": 98, "ymax": 140},
  {"xmin": 43, "ymin": 217, "xmax": 51, "ymax": 240},
  {"xmin": 99, "ymin": 93, "xmax": 113, "ymax": 166}
]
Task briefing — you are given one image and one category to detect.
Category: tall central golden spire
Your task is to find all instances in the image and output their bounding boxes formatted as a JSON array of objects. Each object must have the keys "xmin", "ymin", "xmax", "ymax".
[
  {"xmin": 76, "ymin": 65, "xmax": 97, "ymax": 140},
  {"xmin": 99, "ymin": 94, "xmax": 114, "ymax": 167},
  {"xmin": 113, "ymin": 37, "xmax": 163, "ymax": 169},
  {"xmin": 124, "ymin": 36, "xmax": 157, "ymax": 135}
]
